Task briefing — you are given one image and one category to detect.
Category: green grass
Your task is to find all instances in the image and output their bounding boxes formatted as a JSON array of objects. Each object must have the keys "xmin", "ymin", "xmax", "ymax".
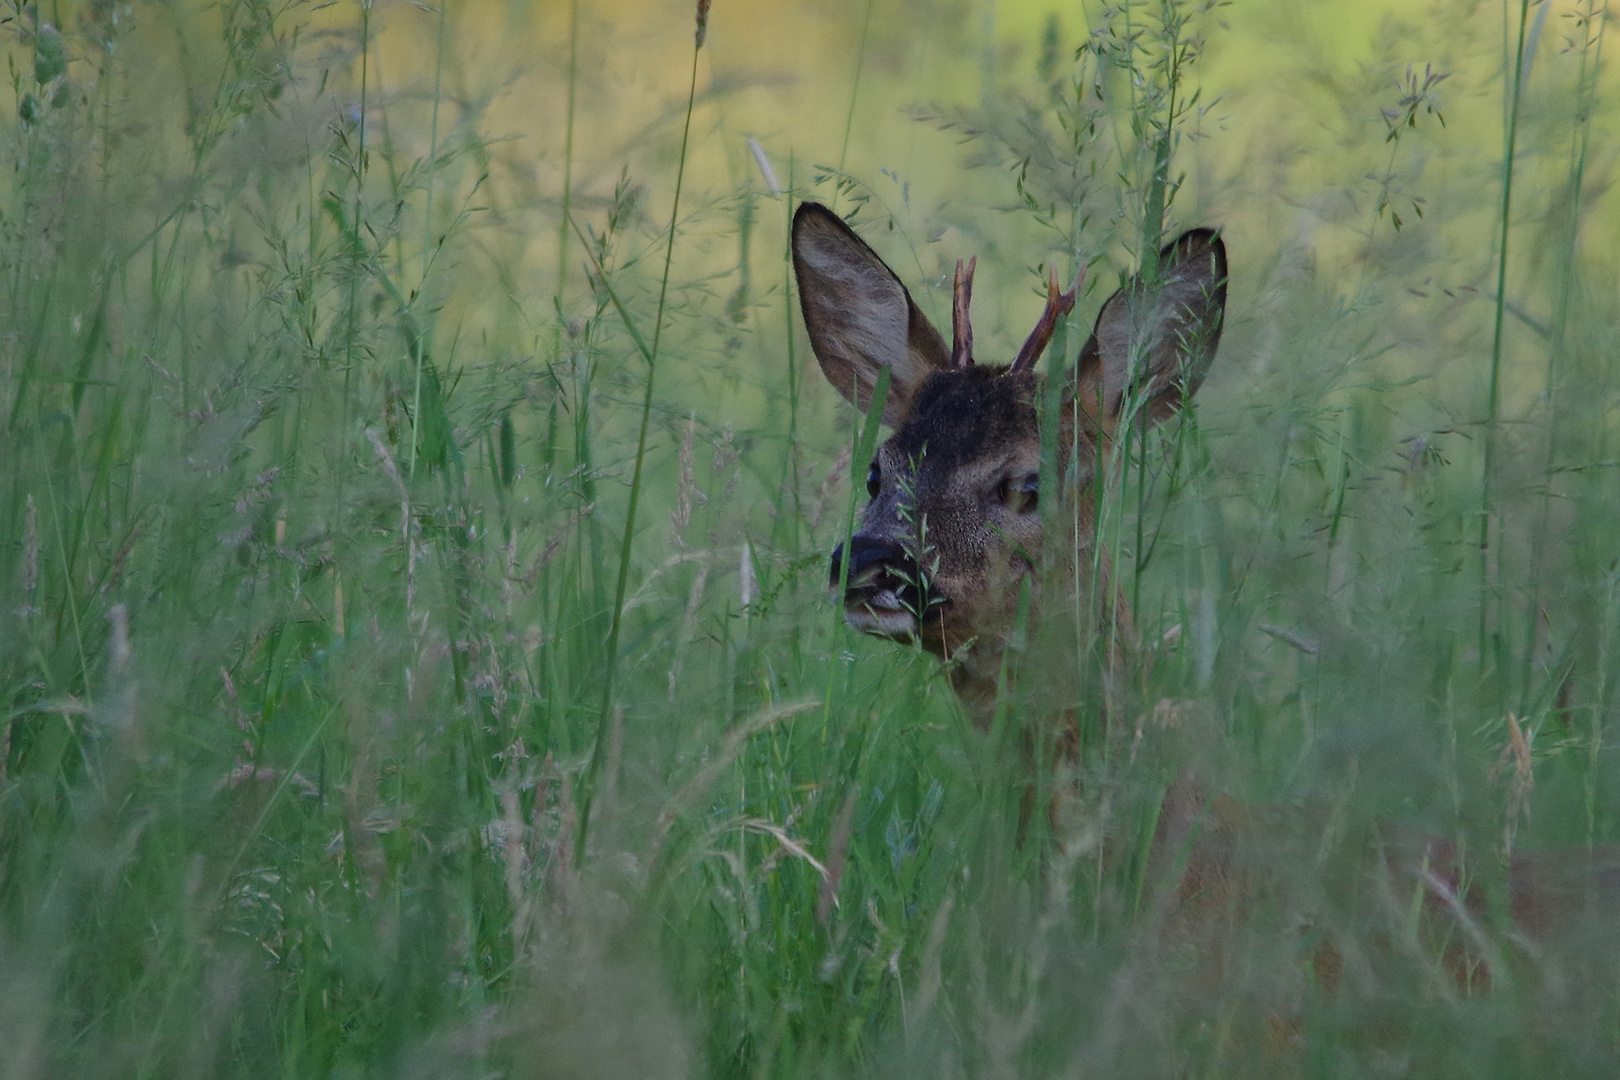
[{"xmin": 2, "ymin": 0, "xmax": 1619, "ymax": 1077}]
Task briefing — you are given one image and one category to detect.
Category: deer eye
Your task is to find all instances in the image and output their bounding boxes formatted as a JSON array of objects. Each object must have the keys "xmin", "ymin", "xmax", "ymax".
[
  {"xmin": 865, "ymin": 462, "xmax": 881, "ymax": 499},
  {"xmin": 996, "ymin": 473, "xmax": 1039, "ymax": 513}
]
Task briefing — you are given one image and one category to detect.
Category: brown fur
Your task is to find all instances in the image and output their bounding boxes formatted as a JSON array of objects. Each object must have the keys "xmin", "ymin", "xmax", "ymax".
[{"xmin": 1154, "ymin": 769, "xmax": 1620, "ymax": 1005}]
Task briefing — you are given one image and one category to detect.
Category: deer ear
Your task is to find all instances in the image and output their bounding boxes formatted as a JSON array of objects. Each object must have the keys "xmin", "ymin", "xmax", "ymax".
[
  {"xmin": 1069, "ymin": 228, "xmax": 1227, "ymax": 438},
  {"xmin": 792, "ymin": 202, "xmax": 951, "ymax": 426}
]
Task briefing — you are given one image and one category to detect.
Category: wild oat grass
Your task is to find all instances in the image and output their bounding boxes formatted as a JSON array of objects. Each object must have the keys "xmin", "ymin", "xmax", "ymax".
[{"xmin": 0, "ymin": 0, "xmax": 1617, "ymax": 1077}]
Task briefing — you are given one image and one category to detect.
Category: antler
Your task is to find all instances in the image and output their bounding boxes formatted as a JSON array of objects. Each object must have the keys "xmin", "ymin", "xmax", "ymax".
[
  {"xmin": 951, "ymin": 256, "xmax": 976, "ymax": 369},
  {"xmin": 1008, "ymin": 265, "xmax": 1082, "ymax": 375}
]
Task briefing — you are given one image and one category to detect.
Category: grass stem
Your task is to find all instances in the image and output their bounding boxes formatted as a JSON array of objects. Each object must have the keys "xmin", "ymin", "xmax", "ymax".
[{"xmin": 577, "ymin": 24, "xmax": 706, "ymax": 862}]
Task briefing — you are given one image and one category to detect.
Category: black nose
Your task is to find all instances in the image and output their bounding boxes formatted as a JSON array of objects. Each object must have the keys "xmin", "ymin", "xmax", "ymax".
[
  {"xmin": 830, "ymin": 537, "xmax": 938, "ymax": 615},
  {"xmin": 830, "ymin": 537, "xmax": 911, "ymax": 589}
]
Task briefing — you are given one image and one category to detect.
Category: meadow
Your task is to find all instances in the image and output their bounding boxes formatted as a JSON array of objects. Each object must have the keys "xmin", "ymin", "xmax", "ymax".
[{"xmin": 2, "ymin": 0, "xmax": 1619, "ymax": 1076}]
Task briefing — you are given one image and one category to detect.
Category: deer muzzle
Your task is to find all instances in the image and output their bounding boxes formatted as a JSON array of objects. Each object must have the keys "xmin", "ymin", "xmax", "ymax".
[{"xmin": 828, "ymin": 536, "xmax": 941, "ymax": 641}]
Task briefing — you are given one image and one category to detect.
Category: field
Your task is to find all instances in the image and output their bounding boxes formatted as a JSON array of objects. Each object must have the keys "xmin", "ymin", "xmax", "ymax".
[{"xmin": 2, "ymin": 0, "xmax": 1619, "ymax": 1076}]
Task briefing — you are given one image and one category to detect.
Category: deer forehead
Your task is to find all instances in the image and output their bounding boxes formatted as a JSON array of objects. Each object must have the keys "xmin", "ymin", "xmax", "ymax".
[{"xmin": 881, "ymin": 368, "xmax": 1042, "ymax": 480}]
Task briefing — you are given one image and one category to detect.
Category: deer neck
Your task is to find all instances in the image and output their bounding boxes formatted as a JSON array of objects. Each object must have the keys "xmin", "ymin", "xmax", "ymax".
[
  {"xmin": 944, "ymin": 639, "xmax": 1011, "ymax": 724},
  {"xmin": 942, "ymin": 547, "xmax": 1136, "ymax": 730}
]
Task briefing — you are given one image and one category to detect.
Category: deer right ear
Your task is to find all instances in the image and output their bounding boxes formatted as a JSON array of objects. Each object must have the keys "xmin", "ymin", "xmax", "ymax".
[
  {"xmin": 792, "ymin": 202, "xmax": 951, "ymax": 426},
  {"xmin": 1069, "ymin": 228, "xmax": 1227, "ymax": 439}
]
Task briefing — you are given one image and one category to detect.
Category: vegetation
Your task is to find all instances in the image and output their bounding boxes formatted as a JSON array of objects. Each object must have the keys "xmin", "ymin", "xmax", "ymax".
[{"xmin": 1, "ymin": 0, "xmax": 1617, "ymax": 1076}]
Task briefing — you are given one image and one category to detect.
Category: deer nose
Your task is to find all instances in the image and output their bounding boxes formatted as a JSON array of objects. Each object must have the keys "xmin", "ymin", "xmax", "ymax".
[{"xmin": 829, "ymin": 537, "xmax": 918, "ymax": 591}]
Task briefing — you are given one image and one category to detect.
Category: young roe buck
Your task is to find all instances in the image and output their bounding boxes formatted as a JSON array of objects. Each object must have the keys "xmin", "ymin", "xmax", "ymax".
[
  {"xmin": 792, "ymin": 200, "xmax": 1225, "ymax": 723},
  {"xmin": 790, "ymin": 201, "xmax": 1620, "ymax": 1003}
]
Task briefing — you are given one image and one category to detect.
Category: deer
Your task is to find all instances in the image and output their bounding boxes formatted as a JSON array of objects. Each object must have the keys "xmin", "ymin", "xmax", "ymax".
[
  {"xmin": 789, "ymin": 200, "xmax": 1620, "ymax": 1030},
  {"xmin": 792, "ymin": 200, "xmax": 1226, "ymax": 729}
]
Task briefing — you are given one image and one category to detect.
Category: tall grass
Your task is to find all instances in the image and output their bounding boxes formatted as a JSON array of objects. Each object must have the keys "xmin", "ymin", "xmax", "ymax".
[{"xmin": 1, "ymin": 1, "xmax": 1618, "ymax": 1078}]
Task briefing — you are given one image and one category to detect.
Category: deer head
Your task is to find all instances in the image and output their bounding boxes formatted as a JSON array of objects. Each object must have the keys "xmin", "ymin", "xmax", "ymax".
[{"xmin": 792, "ymin": 202, "xmax": 1227, "ymax": 709}]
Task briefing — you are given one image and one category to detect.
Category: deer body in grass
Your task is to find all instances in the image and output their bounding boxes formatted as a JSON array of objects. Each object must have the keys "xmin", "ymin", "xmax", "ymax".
[
  {"xmin": 790, "ymin": 201, "xmax": 1620, "ymax": 1006},
  {"xmin": 792, "ymin": 201, "xmax": 1226, "ymax": 724}
]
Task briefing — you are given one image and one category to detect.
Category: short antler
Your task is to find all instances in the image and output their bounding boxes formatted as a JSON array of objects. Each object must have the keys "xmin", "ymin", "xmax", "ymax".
[
  {"xmin": 1007, "ymin": 266, "xmax": 1082, "ymax": 374},
  {"xmin": 951, "ymin": 256, "xmax": 976, "ymax": 369}
]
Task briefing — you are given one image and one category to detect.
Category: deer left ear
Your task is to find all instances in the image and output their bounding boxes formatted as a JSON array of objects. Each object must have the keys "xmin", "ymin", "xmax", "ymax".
[
  {"xmin": 792, "ymin": 202, "xmax": 952, "ymax": 427},
  {"xmin": 1067, "ymin": 228, "xmax": 1227, "ymax": 439}
]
